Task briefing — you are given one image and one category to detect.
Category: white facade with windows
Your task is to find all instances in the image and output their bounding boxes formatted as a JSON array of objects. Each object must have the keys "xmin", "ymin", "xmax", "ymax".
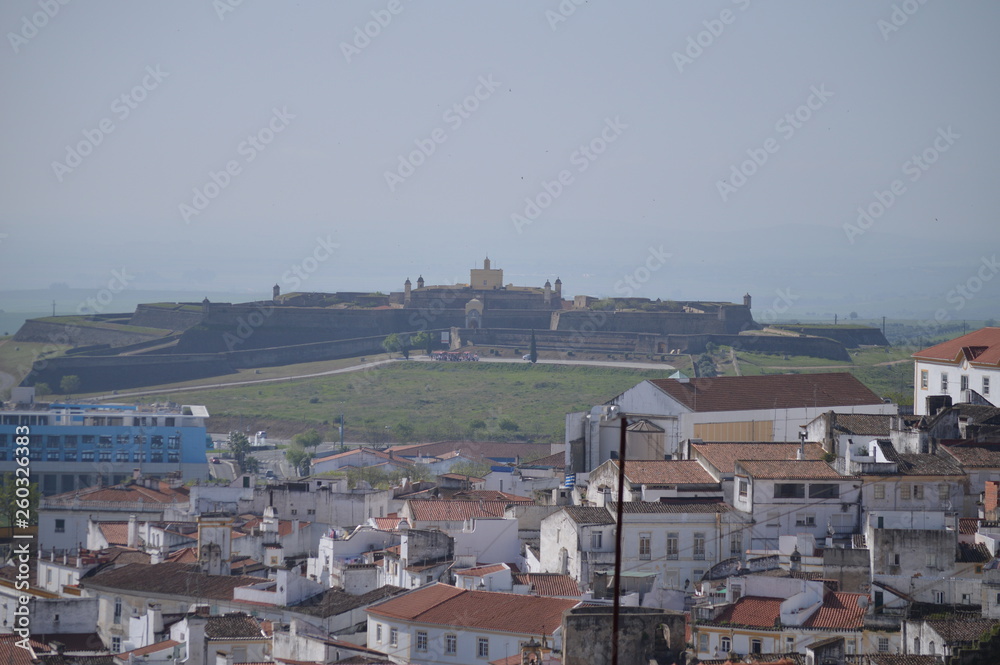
[{"xmin": 912, "ymin": 328, "xmax": 1000, "ymax": 415}]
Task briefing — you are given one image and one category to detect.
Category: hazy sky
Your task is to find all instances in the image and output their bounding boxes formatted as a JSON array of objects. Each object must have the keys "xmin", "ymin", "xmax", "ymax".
[{"xmin": 2, "ymin": 1, "xmax": 999, "ymax": 320}]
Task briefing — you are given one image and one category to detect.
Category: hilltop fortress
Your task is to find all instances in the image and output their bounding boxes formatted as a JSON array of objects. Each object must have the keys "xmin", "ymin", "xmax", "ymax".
[{"xmin": 15, "ymin": 258, "xmax": 887, "ymax": 393}]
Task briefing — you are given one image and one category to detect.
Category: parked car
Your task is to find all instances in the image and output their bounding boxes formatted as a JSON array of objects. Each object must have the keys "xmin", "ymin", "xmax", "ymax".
[{"xmin": 211, "ymin": 457, "xmax": 220, "ymax": 464}]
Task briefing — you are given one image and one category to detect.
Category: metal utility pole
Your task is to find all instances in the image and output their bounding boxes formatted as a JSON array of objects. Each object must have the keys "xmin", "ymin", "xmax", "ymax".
[{"xmin": 611, "ymin": 415, "xmax": 628, "ymax": 665}]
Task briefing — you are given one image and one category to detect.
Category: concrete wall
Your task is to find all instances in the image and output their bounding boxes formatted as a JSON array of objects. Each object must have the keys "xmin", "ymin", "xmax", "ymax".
[{"xmin": 14, "ymin": 318, "xmax": 164, "ymax": 347}]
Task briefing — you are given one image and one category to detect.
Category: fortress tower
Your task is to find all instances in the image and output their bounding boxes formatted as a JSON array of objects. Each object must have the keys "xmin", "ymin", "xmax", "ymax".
[{"xmin": 470, "ymin": 256, "xmax": 503, "ymax": 290}]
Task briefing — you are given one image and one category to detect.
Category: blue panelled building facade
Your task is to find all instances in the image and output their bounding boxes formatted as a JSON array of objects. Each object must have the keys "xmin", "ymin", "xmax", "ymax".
[{"xmin": 0, "ymin": 387, "xmax": 210, "ymax": 495}]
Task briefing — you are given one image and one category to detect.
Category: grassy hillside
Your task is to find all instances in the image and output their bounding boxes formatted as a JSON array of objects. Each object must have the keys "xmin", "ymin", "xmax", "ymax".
[{"xmin": 137, "ymin": 362, "xmax": 679, "ymax": 444}]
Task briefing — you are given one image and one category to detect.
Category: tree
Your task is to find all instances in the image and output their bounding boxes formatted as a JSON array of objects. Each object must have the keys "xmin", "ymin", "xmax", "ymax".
[
  {"xmin": 411, "ymin": 331, "xmax": 434, "ymax": 355},
  {"xmin": 394, "ymin": 421, "xmax": 415, "ymax": 442},
  {"xmin": 228, "ymin": 431, "xmax": 252, "ymax": 469},
  {"xmin": 292, "ymin": 428, "xmax": 322, "ymax": 450},
  {"xmin": 849, "ymin": 311, "xmax": 859, "ymax": 320},
  {"xmin": 529, "ymin": 330, "xmax": 538, "ymax": 363},
  {"xmin": 0, "ymin": 473, "xmax": 40, "ymax": 533},
  {"xmin": 242, "ymin": 455, "xmax": 261, "ymax": 475},
  {"xmin": 382, "ymin": 333, "xmax": 401, "ymax": 357},
  {"xmin": 59, "ymin": 375, "xmax": 81, "ymax": 393},
  {"xmin": 284, "ymin": 444, "xmax": 313, "ymax": 477},
  {"xmin": 34, "ymin": 382, "xmax": 52, "ymax": 396},
  {"xmin": 362, "ymin": 419, "xmax": 391, "ymax": 448}
]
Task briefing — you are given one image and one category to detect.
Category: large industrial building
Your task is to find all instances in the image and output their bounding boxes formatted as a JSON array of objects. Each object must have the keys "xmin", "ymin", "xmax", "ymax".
[{"xmin": 0, "ymin": 387, "xmax": 209, "ymax": 495}]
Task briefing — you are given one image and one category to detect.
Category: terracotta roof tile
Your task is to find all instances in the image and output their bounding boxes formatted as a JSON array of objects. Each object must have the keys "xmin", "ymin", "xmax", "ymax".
[
  {"xmin": 99, "ymin": 522, "xmax": 129, "ymax": 546},
  {"xmin": 293, "ymin": 585, "xmax": 406, "ymax": 618},
  {"xmin": 647, "ymin": 373, "xmax": 885, "ymax": 412},
  {"xmin": 924, "ymin": 617, "xmax": 1000, "ymax": 644},
  {"xmin": 367, "ymin": 583, "xmax": 578, "ymax": 635},
  {"xmin": 114, "ymin": 640, "xmax": 180, "ymax": 660},
  {"xmin": 562, "ymin": 506, "xmax": 615, "ymax": 525},
  {"xmin": 82, "ymin": 562, "xmax": 267, "ymax": 601},
  {"xmin": 451, "ymin": 490, "xmax": 533, "ymax": 503},
  {"xmin": 959, "ymin": 518, "xmax": 980, "ymax": 535},
  {"xmin": 614, "ymin": 459, "xmax": 716, "ymax": 485},
  {"xmin": 206, "ymin": 613, "xmax": 265, "ymax": 638},
  {"xmin": 711, "ymin": 595, "xmax": 781, "ymax": 628},
  {"xmin": 693, "ymin": 442, "xmax": 825, "ymax": 475},
  {"xmin": 511, "ymin": 573, "xmax": 581, "ymax": 597},
  {"xmin": 802, "ymin": 592, "xmax": 866, "ymax": 629},
  {"xmin": 609, "ymin": 500, "xmax": 733, "ymax": 514},
  {"xmin": 46, "ymin": 481, "xmax": 189, "ymax": 505},
  {"xmin": 912, "ymin": 328, "xmax": 1000, "ymax": 366},
  {"xmin": 736, "ymin": 459, "xmax": 841, "ymax": 479},
  {"xmin": 829, "ymin": 413, "xmax": 895, "ymax": 437},
  {"xmin": 456, "ymin": 563, "xmax": 508, "ymax": 577},
  {"xmin": 406, "ymin": 499, "xmax": 514, "ymax": 521},
  {"xmin": 386, "ymin": 441, "xmax": 550, "ymax": 463},
  {"xmin": 942, "ymin": 442, "xmax": 1000, "ymax": 468},
  {"xmin": 525, "ymin": 452, "xmax": 566, "ymax": 468}
]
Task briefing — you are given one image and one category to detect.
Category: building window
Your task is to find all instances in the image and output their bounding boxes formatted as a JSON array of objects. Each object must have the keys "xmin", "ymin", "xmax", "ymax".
[
  {"xmin": 693, "ymin": 532, "xmax": 706, "ymax": 560},
  {"xmin": 115, "ymin": 451, "xmax": 129, "ymax": 462},
  {"xmin": 117, "ymin": 434, "xmax": 130, "ymax": 446},
  {"xmin": 730, "ymin": 531, "xmax": 742, "ymax": 555},
  {"xmin": 786, "ymin": 636, "xmax": 794, "ymax": 651},
  {"xmin": 99, "ymin": 436, "xmax": 112, "ymax": 448},
  {"xmin": 666, "ymin": 532, "xmax": 679, "ymax": 560},
  {"xmin": 55, "ymin": 519, "xmax": 65, "ymax": 533},
  {"xmin": 81, "ymin": 450, "xmax": 95, "ymax": 462},
  {"xmin": 639, "ymin": 533, "xmax": 651, "ymax": 560},
  {"xmin": 416, "ymin": 631, "xmax": 428, "ymax": 652},
  {"xmin": 874, "ymin": 483, "xmax": 885, "ymax": 499},
  {"xmin": 934, "ymin": 590, "xmax": 944, "ymax": 604},
  {"xmin": 984, "ymin": 377, "xmax": 991, "ymax": 396},
  {"xmin": 113, "ymin": 597, "xmax": 122, "ymax": 624},
  {"xmin": 111, "ymin": 637, "xmax": 121, "ymax": 653},
  {"xmin": 64, "ymin": 435, "xmax": 77, "ymax": 448},
  {"xmin": 808, "ymin": 483, "xmax": 839, "ymax": 499},
  {"xmin": 941, "ymin": 373, "xmax": 949, "ymax": 392},
  {"xmin": 939, "ymin": 484, "xmax": 949, "ymax": 500},
  {"xmin": 795, "ymin": 513, "xmax": 816, "ymax": 527},
  {"xmin": 150, "ymin": 452, "xmax": 163, "ymax": 463},
  {"xmin": 389, "ymin": 627, "xmax": 398, "ymax": 647},
  {"xmin": 591, "ymin": 531, "xmax": 603, "ymax": 550},
  {"xmin": 47, "ymin": 450, "xmax": 60, "ymax": 461},
  {"xmin": 698, "ymin": 634, "xmax": 708, "ymax": 653},
  {"xmin": 167, "ymin": 453, "xmax": 180, "ymax": 463},
  {"xmin": 64, "ymin": 450, "xmax": 77, "ymax": 462},
  {"xmin": 901, "ymin": 485, "xmax": 911, "ymax": 500},
  {"xmin": 46, "ymin": 436, "xmax": 60, "ymax": 448},
  {"xmin": 920, "ymin": 369, "xmax": 929, "ymax": 389},
  {"xmin": 98, "ymin": 451, "xmax": 111, "ymax": 462},
  {"xmin": 961, "ymin": 374, "xmax": 969, "ymax": 391},
  {"xmin": 913, "ymin": 485, "xmax": 924, "ymax": 500},
  {"xmin": 738, "ymin": 479, "xmax": 748, "ymax": 498},
  {"xmin": 478, "ymin": 637, "xmax": 489, "ymax": 658},
  {"xmin": 375, "ymin": 624, "xmax": 382, "ymax": 643},
  {"xmin": 878, "ymin": 637, "xmax": 889, "ymax": 652},
  {"xmin": 774, "ymin": 483, "xmax": 805, "ymax": 498},
  {"xmin": 720, "ymin": 636, "xmax": 731, "ymax": 653},
  {"xmin": 751, "ymin": 638, "xmax": 762, "ymax": 654},
  {"xmin": 445, "ymin": 634, "xmax": 457, "ymax": 654}
]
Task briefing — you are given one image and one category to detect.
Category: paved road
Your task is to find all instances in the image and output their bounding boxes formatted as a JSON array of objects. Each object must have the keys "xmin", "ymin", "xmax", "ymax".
[{"xmin": 91, "ymin": 356, "xmax": 676, "ymax": 401}]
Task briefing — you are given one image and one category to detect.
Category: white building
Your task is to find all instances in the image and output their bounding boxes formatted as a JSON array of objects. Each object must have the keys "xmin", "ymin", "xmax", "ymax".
[
  {"xmin": 566, "ymin": 373, "xmax": 896, "ymax": 472},
  {"xmin": 732, "ymin": 459, "xmax": 859, "ymax": 551},
  {"xmin": 912, "ymin": 327, "xmax": 1000, "ymax": 415},
  {"xmin": 365, "ymin": 583, "xmax": 579, "ymax": 665}
]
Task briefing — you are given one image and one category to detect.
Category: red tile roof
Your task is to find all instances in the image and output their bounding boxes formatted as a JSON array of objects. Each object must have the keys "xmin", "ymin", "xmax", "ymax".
[
  {"xmin": 114, "ymin": 640, "xmax": 180, "ymax": 660},
  {"xmin": 456, "ymin": 563, "xmax": 508, "ymax": 577},
  {"xmin": 386, "ymin": 441, "xmax": 550, "ymax": 463},
  {"xmin": 372, "ymin": 514, "xmax": 409, "ymax": 531},
  {"xmin": 802, "ymin": 592, "xmax": 866, "ymax": 629},
  {"xmin": 693, "ymin": 442, "xmax": 826, "ymax": 475},
  {"xmin": 367, "ymin": 583, "xmax": 578, "ymax": 635},
  {"xmin": 512, "ymin": 573, "xmax": 581, "ymax": 597},
  {"xmin": 736, "ymin": 459, "xmax": 841, "ymax": 480},
  {"xmin": 311, "ymin": 447, "xmax": 414, "ymax": 467},
  {"xmin": 913, "ymin": 328, "xmax": 1000, "ymax": 366},
  {"xmin": 99, "ymin": 522, "xmax": 129, "ymax": 546},
  {"xmin": 712, "ymin": 595, "xmax": 781, "ymax": 627},
  {"xmin": 960, "ymin": 518, "xmax": 980, "ymax": 535},
  {"xmin": 647, "ymin": 373, "xmax": 885, "ymax": 412},
  {"xmin": 47, "ymin": 481, "xmax": 189, "ymax": 505},
  {"xmin": 406, "ymin": 499, "xmax": 514, "ymax": 521},
  {"xmin": 614, "ymin": 460, "xmax": 716, "ymax": 485}
]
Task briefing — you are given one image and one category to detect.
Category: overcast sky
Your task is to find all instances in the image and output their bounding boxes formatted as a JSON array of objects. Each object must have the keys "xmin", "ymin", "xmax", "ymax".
[{"xmin": 1, "ymin": 1, "xmax": 998, "ymax": 321}]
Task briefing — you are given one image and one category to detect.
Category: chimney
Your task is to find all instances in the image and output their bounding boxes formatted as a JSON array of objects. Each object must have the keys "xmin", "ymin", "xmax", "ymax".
[
  {"xmin": 132, "ymin": 468, "xmax": 141, "ymax": 481},
  {"xmin": 986, "ymin": 481, "xmax": 1000, "ymax": 520},
  {"xmin": 147, "ymin": 603, "xmax": 164, "ymax": 644},
  {"xmin": 797, "ymin": 427, "xmax": 807, "ymax": 461},
  {"xmin": 127, "ymin": 514, "xmax": 138, "ymax": 549}
]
